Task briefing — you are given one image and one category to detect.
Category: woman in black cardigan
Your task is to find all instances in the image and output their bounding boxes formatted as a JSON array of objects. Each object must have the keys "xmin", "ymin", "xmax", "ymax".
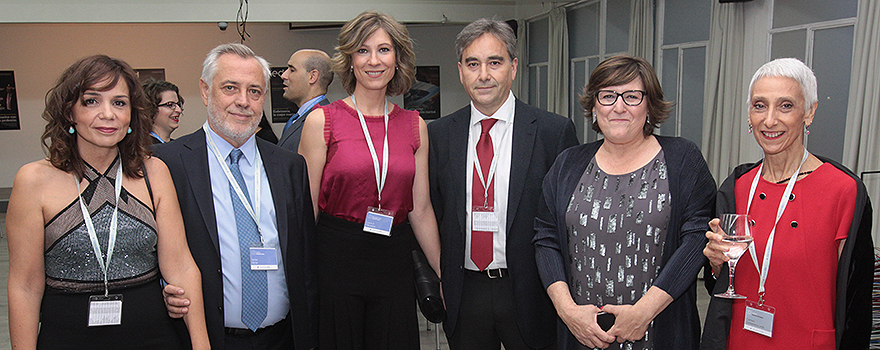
[{"xmin": 534, "ymin": 55, "xmax": 715, "ymax": 349}]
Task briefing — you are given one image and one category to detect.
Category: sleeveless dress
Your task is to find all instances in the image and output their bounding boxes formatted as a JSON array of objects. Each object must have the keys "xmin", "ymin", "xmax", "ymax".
[
  {"xmin": 727, "ymin": 163, "xmax": 855, "ymax": 350},
  {"xmin": 565, "ymin": 151, "xmax": 671, "ymax": 350},
  {"xmin": 316, "ymin": 100, "xmax": 421, "ymax": 349},
  {"xmin": 38, "ymin": 158, "xmax": 185, "ymax": 349}
]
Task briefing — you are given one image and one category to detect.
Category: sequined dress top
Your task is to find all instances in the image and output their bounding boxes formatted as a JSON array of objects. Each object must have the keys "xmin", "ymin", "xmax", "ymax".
[
  {"xmin": 565, "ymin": 151, "xmax": 671, "ymax": 350},
  {"xmin": 43, "ymin": 158, "xmax": 159, "ymax": 293}
]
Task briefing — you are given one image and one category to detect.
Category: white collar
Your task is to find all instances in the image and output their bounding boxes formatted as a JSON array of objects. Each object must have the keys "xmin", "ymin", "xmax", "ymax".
[
  {"xmin": 470, "ymin": 91, "xmax": 515, "ymax": 126},
  {"xmin": 203, "ymin": 121, "xmax": 258, "ymax": 165}
]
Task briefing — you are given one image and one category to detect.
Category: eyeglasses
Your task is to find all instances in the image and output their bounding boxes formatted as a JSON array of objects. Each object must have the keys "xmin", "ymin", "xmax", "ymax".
[
  {"xmin": 596, "ymin": 90, "xmax": 645, "ymax": 106},
  {"xmin": 157, "ymin": 101, "xmax": 184, "ymax": 110}
]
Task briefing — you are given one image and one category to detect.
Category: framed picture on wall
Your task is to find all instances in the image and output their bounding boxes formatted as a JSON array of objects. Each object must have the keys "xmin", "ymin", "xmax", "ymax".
[
  {"xmin": 269, "ymin": 66, "xmax": 297, "ymax": 123},
  {"xmin": 404, "ymin": 66, "xmax": 440, "ymax": 119},
  {"xmin": 135, "ymin": 68, "xmax": 166, "ymax": 83},
  {"xmin": 0, "ymin": 71, "xmax": 20, "ymax": 130}
]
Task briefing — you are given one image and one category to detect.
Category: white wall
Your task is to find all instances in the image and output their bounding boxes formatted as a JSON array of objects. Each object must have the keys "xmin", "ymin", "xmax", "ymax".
[{"xmin": 0, "ymin": 21, "xmax": 471, "ymax": 187}]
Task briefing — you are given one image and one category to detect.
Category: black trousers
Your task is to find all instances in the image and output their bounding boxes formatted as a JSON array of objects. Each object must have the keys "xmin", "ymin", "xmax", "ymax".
[
  {"xmin": 448, "ymin": 269, "xmax": 553, "ymax": 350},
  {"xmin": 223, "ymin": 317, "xmax": 294, "ymax": 350},
  {"xmin": 316, "ymin": 213, "xmax": 419, "ymax": 350}
]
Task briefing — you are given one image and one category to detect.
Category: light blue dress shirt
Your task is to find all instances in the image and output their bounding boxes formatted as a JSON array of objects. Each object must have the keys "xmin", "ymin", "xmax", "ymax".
[{"xmin": 205, "ymin": 122, "xmax": 290, "ymax": 329}]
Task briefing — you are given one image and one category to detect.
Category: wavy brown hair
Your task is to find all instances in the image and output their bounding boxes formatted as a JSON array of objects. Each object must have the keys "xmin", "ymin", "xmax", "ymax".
[
  {"xmin": 331, "ymin": 11, "xmax": 415, "ymax": 96},
  {"xmin": 579, "ymin": 55, "xmax": 673, "ymax": 137},
  {"xmin": 42, "ymin": 55, "xmax": 152, "ymax": 179},
  {"xmin": 142, "ymin": 78, "xmax": 184, "ymax": 122}
]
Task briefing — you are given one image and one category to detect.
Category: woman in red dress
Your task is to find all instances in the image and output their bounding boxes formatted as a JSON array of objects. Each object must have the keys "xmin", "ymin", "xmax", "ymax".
[{"xmin": 700, "ymin": 58, "xmax": 873, "ymax": 350}]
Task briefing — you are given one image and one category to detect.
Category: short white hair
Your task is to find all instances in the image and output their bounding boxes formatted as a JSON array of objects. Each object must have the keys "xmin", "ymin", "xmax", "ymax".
[
  {"xmin": 201, "ymin": 43, "xmax": 270, "ymax": 89},
  {"xmin": 748, "ymin": 58, "xmax": 817, "ymax": 112}
]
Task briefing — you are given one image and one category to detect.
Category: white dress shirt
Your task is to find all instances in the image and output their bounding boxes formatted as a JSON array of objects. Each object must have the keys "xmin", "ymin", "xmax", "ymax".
[
  {"xmin": 205, "ymin": 122, "xmax": 290, "ymax": 329},
  {"xmin": 464, "ymin": 91, "xmax": 515, "ymax": 271}
]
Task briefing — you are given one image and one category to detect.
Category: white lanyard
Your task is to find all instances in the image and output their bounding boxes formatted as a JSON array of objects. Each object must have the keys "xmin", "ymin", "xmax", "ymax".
[
  {"xmin": 76, "ymin": 156, "xmax": 123, "ymax": 296},
  {"xmin": 351, "ymin": 94, "xmax": 389, "ymax": 208},
  {"xmin": 472, "ymin": 104, "xmax": 513, "ymax": 207},
  {"xmin": 745, "ymin": 149, "xmax": 808, "ymax": 304},
  {"xmin": 203, "ymin": 123, "xmax": 263, "ymax": 242}
]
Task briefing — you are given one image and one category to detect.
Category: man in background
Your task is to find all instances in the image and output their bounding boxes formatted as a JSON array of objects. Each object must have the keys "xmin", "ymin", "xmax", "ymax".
[{"xmin": 277, "ymin": 49, "xmax": 333, "ymax": 152}]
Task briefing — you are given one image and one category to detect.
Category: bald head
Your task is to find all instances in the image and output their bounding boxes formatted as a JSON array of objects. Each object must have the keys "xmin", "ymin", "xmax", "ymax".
[{"xmin": 281, "ymin": 49, "xmax": 333, "ymax": 106}]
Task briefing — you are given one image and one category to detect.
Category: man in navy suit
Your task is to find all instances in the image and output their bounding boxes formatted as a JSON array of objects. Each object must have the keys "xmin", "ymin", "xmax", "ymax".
[
  {"xmin": 428, "ymin": 19, "xmax": 579, "ymax": 350},
  {"xmin": 154, "ymin": 43, "xmax": 316, "ymax": 350},
  {"xmin": 277, "ymin": 49, "xmax": 332, "ymax": 153}
]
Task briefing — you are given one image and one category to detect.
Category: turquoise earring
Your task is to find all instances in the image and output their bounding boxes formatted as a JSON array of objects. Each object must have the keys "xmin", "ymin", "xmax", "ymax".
[
  {"xmin": 127, "ymin": 127, "xmax": 132, "ymax": 134},
  {"xmin": 68, "ymin": 126, "xmax": 75, "ymax": 134}
]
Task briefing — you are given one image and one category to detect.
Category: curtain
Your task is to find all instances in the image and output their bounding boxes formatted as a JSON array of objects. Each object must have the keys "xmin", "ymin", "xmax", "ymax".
[
  {"xmin": 842, "ymin": 0, "xmax": 880, "ymax": 245},
  {"xmin": 628, "ymin": 0, "xmax": 654, "ymax": 62},
  {"xmin": 701, "ymin": 1, "xmax": 746, "ymax": 183},
  {"xmin": 547, "ymin": 7, "xmax": 569, "ymax": 116}
]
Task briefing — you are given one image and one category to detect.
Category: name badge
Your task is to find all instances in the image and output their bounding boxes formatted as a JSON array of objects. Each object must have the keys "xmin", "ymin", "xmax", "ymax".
[
  {"xmin": 250, "ymin": 246, "xmax": 279, "ymax": 270},
  {"xmin": 744, "ymin": 300, "xmax": 775, "ymax": 337},
  {"xmin": 364, "ymin": 206, "xmax": 394, "ymax": 236},
  {"xmin": 472, "ymin": 206, "xmax": 500, "ymax": 232},
  {"xmin": 88, "ymin": 294, "xmax": 123, "ymax": 327}
]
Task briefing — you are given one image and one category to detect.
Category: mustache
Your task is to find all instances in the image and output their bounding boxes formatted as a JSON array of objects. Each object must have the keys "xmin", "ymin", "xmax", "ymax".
[{"xmin": 228, "ymin": 108, "xmax": 256, "ymax": 117}]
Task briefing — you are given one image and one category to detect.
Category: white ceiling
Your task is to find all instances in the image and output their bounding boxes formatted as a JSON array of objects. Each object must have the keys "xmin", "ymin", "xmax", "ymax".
[{"xmin": 2, "ymin": 0, "xmax": 566, "ymax": 24}]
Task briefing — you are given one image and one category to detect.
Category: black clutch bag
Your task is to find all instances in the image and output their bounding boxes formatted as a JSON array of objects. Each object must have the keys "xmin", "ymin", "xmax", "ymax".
[{"xmin": 412, "ymin": 249, "xmax": 446, "ymax": 323}]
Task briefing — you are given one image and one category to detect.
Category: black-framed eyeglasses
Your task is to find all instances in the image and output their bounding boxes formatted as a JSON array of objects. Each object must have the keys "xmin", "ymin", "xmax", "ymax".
[
  {"xmin": 596, "ymin": 90, "xmax": 645, "ymax": 106},
  {"xmin": 157, "ymin": 101, "xmax": 184, "ymax": 110}
]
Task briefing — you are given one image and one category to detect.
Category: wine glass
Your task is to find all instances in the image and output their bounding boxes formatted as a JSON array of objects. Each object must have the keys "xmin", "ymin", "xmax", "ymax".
[{"xmin": 714, "ymin": 213, "xmax": 753, "ymax": 299}]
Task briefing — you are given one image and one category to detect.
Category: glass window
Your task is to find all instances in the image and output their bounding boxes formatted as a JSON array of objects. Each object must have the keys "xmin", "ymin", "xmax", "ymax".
[
  {"xmin": 658, "ymin": 48, "xmax": 679, "ymax": 137},
  {"xmin": 663, "ymin": 0, "xmax": 711, "ymax": 45},
  {"xmin": 529, "ymin": 65, "xmax": 540, "ymax": 107},
  {"xmin": 571, "ymin": 61, "xmax": 588, "ymax": 143},
  {"xmin": 773, "ymin": 0, "xmax": 857, "ymax": 29},
  {"xmin": 679, "ymin": 46, "xmax": 706, "ymax": 146},
  {"xmin": 770, "ymin": 29, "xmax": 807, "ymax": 61},
  {"xmin": 809, "ymin": 25, "xmax": 854, "ymax": 162},
  {"xmin": 568, "ymin": 3, "xmax": 600, "ymax": 58},
  {"xmin": 529, "ymin": 18, "xmax": 550, "ymax": 63},
  {"xmin": 606, "ymin": 0, "xmax": 631, "ymax": 54}
]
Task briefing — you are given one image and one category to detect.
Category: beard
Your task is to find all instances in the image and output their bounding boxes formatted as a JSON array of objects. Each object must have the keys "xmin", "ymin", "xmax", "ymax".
[{"xmin": 206, "ymin": 96, "xmax": 260, "ymax": 146}]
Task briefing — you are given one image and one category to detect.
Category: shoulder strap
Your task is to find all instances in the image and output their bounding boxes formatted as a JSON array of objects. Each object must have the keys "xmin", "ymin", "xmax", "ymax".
[{"xmin": 142, "ymin": 164, "xmax": 156, "ymax": 219}]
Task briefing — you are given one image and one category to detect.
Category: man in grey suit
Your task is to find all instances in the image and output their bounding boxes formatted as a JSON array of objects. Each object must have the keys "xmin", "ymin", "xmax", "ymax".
[
  {"xmin": 428, "ymin": 18, "xmax": 579, "ymax": 350},
  {"xmin": 277, "ymin": 49, "xmax": 332, "ymax": 152},
  {"xmin": 155, "ymin": 43, "xmax": 317, "ymax": 350}
]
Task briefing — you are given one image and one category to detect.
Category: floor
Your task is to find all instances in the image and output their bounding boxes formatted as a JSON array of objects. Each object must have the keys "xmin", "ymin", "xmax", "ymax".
[{"xmin": 0, "ymin": 212, "xmax": 708, "ymax": 349}]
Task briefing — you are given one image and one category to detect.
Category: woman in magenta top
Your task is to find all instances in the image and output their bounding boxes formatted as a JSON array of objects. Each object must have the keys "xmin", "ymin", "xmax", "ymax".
[
  {"xmin": 700, "ymin": 58, "xmax": 873, "ymax": 350},
  {"xmin": 298, "ymin": 11, "xmax": 441, "ymax": 350}
]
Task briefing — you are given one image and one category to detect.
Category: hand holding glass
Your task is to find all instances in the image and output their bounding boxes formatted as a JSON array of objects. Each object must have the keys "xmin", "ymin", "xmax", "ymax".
[{"xmin": 714, "ymin": 213, "xmax": 753, "ymax": 299}]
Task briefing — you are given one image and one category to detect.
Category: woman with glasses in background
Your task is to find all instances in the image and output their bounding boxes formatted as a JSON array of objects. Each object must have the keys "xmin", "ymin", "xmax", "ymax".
[
  {"xmin": 534, "ymin": 55, "xmax": 715, "ymax": 350},
  {"xmin": 142, "ymin": 79, "xmax": 183, "ymax": 144}
]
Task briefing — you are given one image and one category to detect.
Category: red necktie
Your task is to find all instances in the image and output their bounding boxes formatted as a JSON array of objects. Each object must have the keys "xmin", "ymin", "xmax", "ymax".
[{"xmin": 472, "ymin": 118, "xmax": 497, "ymax": 271}]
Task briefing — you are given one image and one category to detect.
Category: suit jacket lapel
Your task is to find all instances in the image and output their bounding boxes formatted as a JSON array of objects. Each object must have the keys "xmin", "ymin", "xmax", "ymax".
[
  {"xmin": 506, "ymin": 99, "xmax": 537, "ymax": 231},
  {"xmin": 449, "ymin": 110, "xmax": 471, "ymax": 236},
  {"xmin": 183, "ymin": 129, "xmax": 221, "ymax": 255},
  {"xmin": 259, "ymin": 141, "xmax": 289, "ymax": 257},
  {"xmin": 278, "ymin": 96, "xmax": 328, "ymax": 145},
  {"xmin": 278, "ymin": 113, "xmax": 302, "ymax": 145}
]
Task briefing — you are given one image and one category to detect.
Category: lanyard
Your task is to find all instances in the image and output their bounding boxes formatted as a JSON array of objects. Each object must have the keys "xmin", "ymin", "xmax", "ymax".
[
  {"xmin": 150, "ymin": 131, "xmax": 166, "ymax": 143},
  {"xmin": 472, "ymin": 104, "xmax": 513, "ymax": 207},
  {"xmin": 76, "ymin": 156, "xmax": 123, "ymax": 296},
  {"xmin": 351, "ymin": 94, "xmax": 389, "ymax": 208},
  {"xmin": 203, "ymin": 123, "xmax": 263, "ymax": 243},
  {"xmin": 745, "ymin": 149, "xmax": 808, "ymax": 304}
]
